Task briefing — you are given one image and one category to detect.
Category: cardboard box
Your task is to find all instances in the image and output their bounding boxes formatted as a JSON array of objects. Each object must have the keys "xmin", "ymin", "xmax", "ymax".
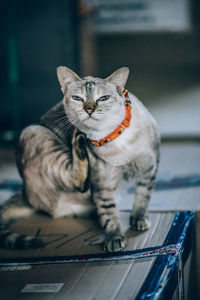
[{"xmin": 0, "ymin": 211, "xmax": 196, "ymax": 299}]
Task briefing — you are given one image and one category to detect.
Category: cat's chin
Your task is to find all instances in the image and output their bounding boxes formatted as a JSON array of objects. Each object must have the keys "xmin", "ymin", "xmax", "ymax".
[{"xmin": 83, "ymin": 117, "xmax": 98, "ymax": 126}]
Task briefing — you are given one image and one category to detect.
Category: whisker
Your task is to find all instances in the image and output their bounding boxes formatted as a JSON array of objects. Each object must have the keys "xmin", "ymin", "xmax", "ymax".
[{"xmin": 53, "ymin": 117, "xmax": 73, "ymax": 133}]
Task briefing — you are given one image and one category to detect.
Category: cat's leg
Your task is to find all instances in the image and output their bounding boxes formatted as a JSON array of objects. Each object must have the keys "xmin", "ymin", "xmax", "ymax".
[
  {"xmin": 94, "ymin": 187, "xmax": 126, "ymax": 252},
  {"xmin": 130, "ymin": 153, "xmax": 159, "ymax": 231},
  {"xmin": 18, "ymin": 125, "xmax": 90, "ymax": 215},
  {"xmin": 91, "ymin": 163, "xmax": 126, "ymax": 252},
  {"xmin": 71, "ymin": 129, "xmax": 90, "ymax": 193}
]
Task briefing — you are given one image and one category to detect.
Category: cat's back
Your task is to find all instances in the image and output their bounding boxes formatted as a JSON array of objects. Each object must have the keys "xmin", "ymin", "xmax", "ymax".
[
  {"xmin": 40, "ymin": 101, "xmax": 75, "ymax": 145},
  {"xmin": 16, "ymin": 102, "xmax": 74, "ymax": 176},
  {"xmin": 129, "ymin": 92, "xmax": 159, "ymax": 135}
]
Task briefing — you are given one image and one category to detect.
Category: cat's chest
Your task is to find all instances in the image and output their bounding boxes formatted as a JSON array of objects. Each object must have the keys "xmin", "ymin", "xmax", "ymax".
[{"xmin": 89, "ymin": 127, "xmax": 139, "ymax": 167}]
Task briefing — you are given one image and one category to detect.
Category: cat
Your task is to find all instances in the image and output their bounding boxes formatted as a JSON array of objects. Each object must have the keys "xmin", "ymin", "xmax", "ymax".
[{"xmin": 0, "ymin": 66, "xmax": 160, "ymax": 252}]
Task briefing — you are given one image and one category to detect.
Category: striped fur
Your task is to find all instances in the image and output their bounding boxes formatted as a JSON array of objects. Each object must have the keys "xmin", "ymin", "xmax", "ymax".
[{"xmin": 1, "ymin": 67, "xmax": 160, "ymax": 251}]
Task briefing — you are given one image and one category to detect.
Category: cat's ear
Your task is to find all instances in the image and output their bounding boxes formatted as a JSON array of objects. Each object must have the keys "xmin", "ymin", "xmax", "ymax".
[
  {"xmin": 57, "ymin": 66, "xmax": 81, "ymax": 94},
  {"xmin": 104, "ymin": 67, "xmax": 129, "ymax": 93}
]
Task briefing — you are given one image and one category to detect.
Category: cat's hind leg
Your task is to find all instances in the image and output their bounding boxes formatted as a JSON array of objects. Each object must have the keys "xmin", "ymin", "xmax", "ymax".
[
  {"xmin": 17, "ymin": 125, "xmax": 90, "ymax": 214},
  {"xmin": 72, "ymin": 129, "xmax": 90, "ymax": 193}
]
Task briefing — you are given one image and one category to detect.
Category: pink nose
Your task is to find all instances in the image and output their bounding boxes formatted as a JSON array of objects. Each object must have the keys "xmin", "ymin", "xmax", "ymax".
[{"xmin": 85, "ymin": 108, "xmax": 94, "ymax": 115}]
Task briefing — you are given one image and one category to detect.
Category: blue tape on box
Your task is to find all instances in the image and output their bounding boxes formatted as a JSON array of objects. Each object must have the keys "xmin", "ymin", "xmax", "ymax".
[{"xmin": 135, "ymin": 211, "xmax": 194, "ymax": 300}]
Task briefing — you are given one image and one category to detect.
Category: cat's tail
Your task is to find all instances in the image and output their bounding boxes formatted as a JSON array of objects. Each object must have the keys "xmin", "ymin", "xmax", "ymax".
[{"xmin": 0, "ymin": 192, "xmax": 44, "ymax": 249}]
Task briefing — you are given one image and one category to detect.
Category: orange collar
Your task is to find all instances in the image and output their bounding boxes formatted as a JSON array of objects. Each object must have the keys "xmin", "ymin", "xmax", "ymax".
[{"xmin": 90, "ymin": 90, "xmax": 132, "ymax": 147}]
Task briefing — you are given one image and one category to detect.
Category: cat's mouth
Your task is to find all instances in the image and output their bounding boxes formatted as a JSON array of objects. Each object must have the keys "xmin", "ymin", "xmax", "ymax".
[
  {"xmin": 85, "ymin": 115, "xmax": 98, "ymax": 121},
  {"xmin": 83, "ymin": 115, "xmax": 98, "ymax": 126}
]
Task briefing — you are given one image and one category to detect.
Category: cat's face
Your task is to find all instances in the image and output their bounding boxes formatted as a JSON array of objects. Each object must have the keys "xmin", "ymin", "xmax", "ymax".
[{"xmin": 57, "ymin": 67, "xmax": 129, "ymax": 134}]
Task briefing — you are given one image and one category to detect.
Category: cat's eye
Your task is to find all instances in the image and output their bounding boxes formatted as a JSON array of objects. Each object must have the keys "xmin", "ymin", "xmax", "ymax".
[
  {"xmin": 98, "ymin": 95, "xmax": 110, "ymax": 102},
  {"xmin": 72, "ymin": 95, "xmax": 83, "ymax": 102}
]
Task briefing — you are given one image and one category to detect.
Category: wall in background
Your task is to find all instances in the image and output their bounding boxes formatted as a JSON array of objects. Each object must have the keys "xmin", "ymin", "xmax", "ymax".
[
  {"xmin": 94, "ymin": 0, "xmax": 200, "ymax": 137},
  {"xmin": 0, "ymin": 0, "xmax": 80, "ymax": 138}
]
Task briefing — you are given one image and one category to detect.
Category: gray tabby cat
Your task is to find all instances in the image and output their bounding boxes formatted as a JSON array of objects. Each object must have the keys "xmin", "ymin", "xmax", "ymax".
[{"xmin": 0, "ymin": 67, "xmax": 160, "ymax": 252}]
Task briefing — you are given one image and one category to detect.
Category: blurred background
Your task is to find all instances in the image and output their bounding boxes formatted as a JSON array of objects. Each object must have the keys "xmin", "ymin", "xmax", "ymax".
[{"xmin": 0, "ymin": 0, "xmax": 199, "ymax": 141}]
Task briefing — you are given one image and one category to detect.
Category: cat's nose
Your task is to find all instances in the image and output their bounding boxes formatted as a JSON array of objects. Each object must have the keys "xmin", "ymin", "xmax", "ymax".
[{"xmin": 85, "ymin": 108, "xmax": 94, "ymax": 116}]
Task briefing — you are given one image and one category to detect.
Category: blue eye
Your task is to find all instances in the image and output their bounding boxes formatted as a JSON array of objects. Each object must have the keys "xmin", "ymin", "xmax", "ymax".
[
  {"xmin": 72, "ymin": 95, "xmax": 83, "ymax": 101},
  {"xmin": 99, "ymin": 95, "xmax": 110, "ymax": 102}
]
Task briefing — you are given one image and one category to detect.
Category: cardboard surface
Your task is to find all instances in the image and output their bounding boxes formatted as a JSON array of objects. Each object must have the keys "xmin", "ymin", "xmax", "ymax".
[
  {"xmin": 0, "ymin": 212, "xmax": 175, "ymax": 261},
  {"xmin": 0, "ymin": 211, "xmax": 195, "ymax": 299},
  {"xmin": 0, "ymin": 259, "xmax": 157, "ymax": 300}
]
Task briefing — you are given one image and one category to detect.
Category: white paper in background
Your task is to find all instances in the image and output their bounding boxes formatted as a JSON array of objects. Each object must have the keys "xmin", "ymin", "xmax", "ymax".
[
  {"xmin": 95, "ymin": 0, "xmax": 191, "ymax": 33},
  {"xmin": 21, "ymin": 283, "xmax": 64, "ymax": 293}
]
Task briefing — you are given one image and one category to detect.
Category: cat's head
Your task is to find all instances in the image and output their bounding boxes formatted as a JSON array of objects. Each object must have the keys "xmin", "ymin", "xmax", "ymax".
[{"xmin": 57, "ymin": 66, "xmax": 129, "ymax": 137}]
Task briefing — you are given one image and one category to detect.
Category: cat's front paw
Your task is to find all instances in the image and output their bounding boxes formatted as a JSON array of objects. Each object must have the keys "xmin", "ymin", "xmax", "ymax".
[
  {"xmin": 104, "ymin": 233, "xmax": 126, "ymax": 252},
  {"xmin": 130, "ymin": 215, "xmax": 150, "ymax": 231},
  {"xmin": 73, "ymin": 129, "xmax": 88, "ymax": 160}
]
